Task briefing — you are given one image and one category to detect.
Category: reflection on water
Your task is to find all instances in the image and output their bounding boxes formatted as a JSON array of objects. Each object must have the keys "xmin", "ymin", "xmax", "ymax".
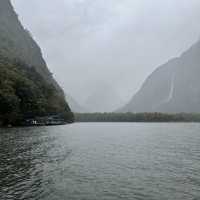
[{"xmin": 0, "ymin": 123, "xmax": 200, "ymax": 200}]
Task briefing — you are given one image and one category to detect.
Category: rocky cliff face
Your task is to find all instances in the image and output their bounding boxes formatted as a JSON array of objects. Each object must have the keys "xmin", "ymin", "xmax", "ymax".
[
  {"xmin": 120, "ymin": 40, "xmax": 200, "ymax": 113},
  {"xmin": 0, "ymin": 0, "xmax": 73, "ymax": 125},
  {"xmin": 0, "ymin": 0, "xmax": 61, "ymax": 90}
]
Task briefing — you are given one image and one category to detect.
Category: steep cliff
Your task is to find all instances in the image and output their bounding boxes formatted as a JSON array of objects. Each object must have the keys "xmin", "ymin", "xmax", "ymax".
[
  {"xmin": 120, "ymin": 40, "xmax": 200, "ymax": 113},
  {"xmin": 0, "ymin": 0, "xmax": 61, "ymax": 87},
  {"xmin": 0, "ymin": 0, "xmax": 73, "ymax": 125}
]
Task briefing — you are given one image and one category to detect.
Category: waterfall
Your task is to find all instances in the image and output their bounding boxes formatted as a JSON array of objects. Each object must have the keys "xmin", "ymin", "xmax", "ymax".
[
  {"xmin": 165, "ymin": 74, "xmax": 175, "ymax": 103},
  {"xmin": 152, "ymin": 73, "xmax": 175, "ymax": 110}
]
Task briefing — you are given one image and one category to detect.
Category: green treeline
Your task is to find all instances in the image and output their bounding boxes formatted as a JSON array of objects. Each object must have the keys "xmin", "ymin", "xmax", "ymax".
[
  {"xmin": 75, "ymin": 112, "xmax": 200, "ymax": 122},
  {"xmin": 0, "ymin": 56, "xmax": 74, "ymax": 126}
]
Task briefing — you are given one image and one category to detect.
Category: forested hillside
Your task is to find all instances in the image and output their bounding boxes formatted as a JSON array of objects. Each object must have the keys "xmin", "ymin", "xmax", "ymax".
[
  {"xmin": 0, "ymin": 56, "xmax": 73, "ymax": 126},
  {"xmin": 0, "ymin": 0, "xmax": 73, "ymax": 126}
]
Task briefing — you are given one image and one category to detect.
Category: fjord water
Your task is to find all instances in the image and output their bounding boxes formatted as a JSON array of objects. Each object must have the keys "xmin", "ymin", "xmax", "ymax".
[{"xmin": 0, "ymin": 123, "xmax": 200, "ymax": 200}]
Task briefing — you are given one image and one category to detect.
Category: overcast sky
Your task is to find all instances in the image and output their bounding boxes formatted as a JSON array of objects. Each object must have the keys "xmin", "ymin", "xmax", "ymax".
[{"xmin": 12, "ymin": 0, "xmax": 200, "ymax": 105}]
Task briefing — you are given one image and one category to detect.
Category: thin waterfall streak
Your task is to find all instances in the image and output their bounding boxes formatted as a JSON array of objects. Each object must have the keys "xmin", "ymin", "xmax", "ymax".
[
  {"xmin": 166, "ymin": 74, "xmax": 175, "ymax": 103},
  {"xmin": 152, "ymin": 73, "xmax": 175, "ymax": 110}
]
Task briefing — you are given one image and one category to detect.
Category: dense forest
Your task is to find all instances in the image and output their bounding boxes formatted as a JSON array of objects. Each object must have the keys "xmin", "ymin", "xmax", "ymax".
[
  {"xmin": 0, "ymin": 0, "xmax": 74, "ymax": 126},
  {"xmin": 0, "ymin": 56, "xmax": 74, "ymax": 126},
  {"xmin": 75, "ymin": 112, "xmax": 200, "ymax": 122}
]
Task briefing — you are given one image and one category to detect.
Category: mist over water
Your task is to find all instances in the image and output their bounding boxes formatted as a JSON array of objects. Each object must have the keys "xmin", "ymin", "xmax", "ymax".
[{"xmin": 1, "ymin": 123, "xmax": 200, "ymax": 200}]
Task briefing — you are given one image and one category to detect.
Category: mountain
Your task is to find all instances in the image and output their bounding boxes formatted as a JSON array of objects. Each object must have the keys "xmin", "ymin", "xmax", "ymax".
[
  {"xmin": 0, "ymin": 0, "xmax": 73, "ymax": 125},
  {"xmin": 65, "ymin": 94, "xmax": 86, "ymax": 113},
  {"xmin": 120, "ymin": 40, "xmax": 200, "ymax": 113},
  {"xmin": 84, "ymin": 82, "xmax": 124, "ymax": 113},
  {"xmin": 0, "ymin": 0, "xmax": 60, "ymax": 88}
]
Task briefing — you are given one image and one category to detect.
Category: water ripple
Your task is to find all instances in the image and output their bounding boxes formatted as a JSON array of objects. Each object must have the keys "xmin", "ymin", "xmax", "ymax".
[{"xmin": 0, "ymin": 123, "xmax": 200, "ymax": 200}]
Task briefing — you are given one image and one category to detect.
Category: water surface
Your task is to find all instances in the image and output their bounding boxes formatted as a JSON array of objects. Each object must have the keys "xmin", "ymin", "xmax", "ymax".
[{"xmin": 0, "ymin": 123, "xmax": 200, "ymax": 200}]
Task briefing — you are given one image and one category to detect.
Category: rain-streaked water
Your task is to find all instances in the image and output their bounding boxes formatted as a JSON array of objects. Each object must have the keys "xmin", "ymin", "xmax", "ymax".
[{"xmin": 0, "ymin": 123, "xmax": 200, "ymax": 200}]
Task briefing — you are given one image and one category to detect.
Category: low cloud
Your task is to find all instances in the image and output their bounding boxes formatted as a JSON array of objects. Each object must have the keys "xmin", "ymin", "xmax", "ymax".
[{"xmin": 12, "ymin": 0, "xmax": 200, "ymax": 106}]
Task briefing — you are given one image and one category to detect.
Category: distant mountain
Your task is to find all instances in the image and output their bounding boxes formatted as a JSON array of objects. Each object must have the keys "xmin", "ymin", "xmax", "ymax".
[
  {"xmin": 65, "ymin": 94, "xmax": 86, "ymax": 113},
  {"xmin": 84, "ymin": 82, "xmax": 123, "ymax": 113},
  {"xmin": 120, "ymin": 40, "xmax": 200, "ymax": 113},
  {"xmin": 0, "ymin": 0, "xmax": 73, "ymax": 125}
]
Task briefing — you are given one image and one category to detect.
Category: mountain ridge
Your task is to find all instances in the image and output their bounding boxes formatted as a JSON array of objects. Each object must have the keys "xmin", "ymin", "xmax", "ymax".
[
  {"xmin": 120, "ymin": 39, "xmax": 200, "ymax": 113},
  {"xmin": 0, "ymin": 0, "xmax": 74, "ymax": 125}
]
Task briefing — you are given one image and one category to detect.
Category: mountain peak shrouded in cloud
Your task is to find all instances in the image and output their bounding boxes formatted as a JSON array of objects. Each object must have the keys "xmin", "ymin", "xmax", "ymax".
[
  {"xmin": 65, "ymin": 94, "xmax": 86, "ymax": 113},
  {"xmin": 119, "ymin": 39, "xmax": 200, "ymax": 113},
  {"xmin": 83, "ymin": 81, "xmax": 124, "ymax": 113},
  {"xmin": 12, "ymin": 0, "xmax": 200, "ymax": 111}
]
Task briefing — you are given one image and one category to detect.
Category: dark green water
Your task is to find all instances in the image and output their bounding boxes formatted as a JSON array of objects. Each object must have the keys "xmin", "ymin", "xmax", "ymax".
[{"xmin": 0, "ymin": 123, "xmax": 200, "ymax": 200}]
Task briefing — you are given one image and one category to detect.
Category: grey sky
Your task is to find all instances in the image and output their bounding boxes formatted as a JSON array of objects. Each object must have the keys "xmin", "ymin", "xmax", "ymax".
[{"xmin": 12, "ymin": 0, "xmax": 200, "ymax": 106}]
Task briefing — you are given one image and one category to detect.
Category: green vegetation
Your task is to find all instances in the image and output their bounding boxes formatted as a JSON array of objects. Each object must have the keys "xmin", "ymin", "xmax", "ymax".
[
  {"xmin": 0, "ymin": 0, "xmax": 74, "ymax": 127},
  {"xmin": 0, "ymin": 56, "xmax": 74, "ymax": 126},
  {"xmin": 75, "ymin": 112, "xmax": 200, "ymax": 122}
]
